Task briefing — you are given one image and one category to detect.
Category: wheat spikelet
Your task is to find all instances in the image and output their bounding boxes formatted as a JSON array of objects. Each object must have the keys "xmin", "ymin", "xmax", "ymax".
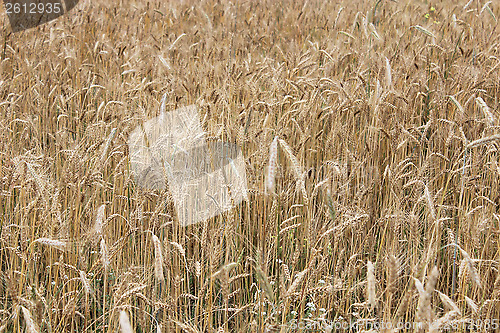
[
  {"xmin": 384, "ymin": 56, "xmax": 392, "ymax": 90},
  {"xmin": 20, "ymin": 305, "xmax": 38, "ymax": 333},
  {"xmin": 458, "ymin": 247, "xmax": 481, "ymax": 288},
  {"xmin": 458, "ymin": 259, "xmax": 467, "ymax": 281},
  {"xmin": 367, "ymin": 261, "xmax": 376, "ymax": 310},
  {"xmin": 466, "ymin": 134, "xmax": 500, "ymax": 149},
  {"xmin": 117, "ymin": 285, "xmax": 148, "ymax": 305},
  {"xmin": 100, "ymin": 127, "xmax": 117, "ymax": 164},
  {"xmin": 170, "ymin": 241, "xmax": 186, "ymax": 258},
  {"xmin": 90, "ymin": 204, "xmax": 106, "ymax": 242},
  {"xmin": 33, "ymin": 238, "xmax": 67, "ymax": 251},
  {"xmin": 119, "ymin": 310, "xmax": 133, "ymax": 333},
  {"xmin": 79, "ymin": 270, "xmax": 92, "ymax": 295},
  {"xmin": 413, "ymin": 277, "xmax": 425, "ymax": 297},
  {"xmin": 387, "ymin": 255, "xmax": 398, "ymax": 294},
  {"xmin": 172, "ymin": 320, "xmax": 199, "ymax": 333},
  {"xmin": 254, "ymin": 265, "xmax": 275, "ymax": 302},
  {"xmin": 266, "ymin": 136, "xmax": 279, "ymax": 195},
  {"xmin": 228, "ymin": 273, "xmax": 250, "ymax": 284},
  {"xmin": 286, "ymin": 268, "xmax": 308, "ymax": 297},
  {"xmin": 282, "ymin": 263, "xmax": 291, "ymax": 283},
  {"xmin": 278, "ymin": 138, "xmax": 307, "ymax": 201},
  {"xmin": 476, "ymin": 97, "xmax": 495, "ymax": 126},
  {"xmin": 424, "ymin": 185, "xmax": 436, "ymax": 220},
  {"xmin": 415, "ymin": 266, "xmax": 439, "ymax": 330},
  {"xmin": 465, "ymin": 257, "xmax": 481, "ymax": 289},
  {"xmin": 100, "ymin": 238, "xmax": 110, "ymax": 270},
  {"xmin": 493, "ymin": 266, "xmax": 500, "ymax": 298},
  {"xmin": 25, "ymin": 162, "xmax": 49, "ymax": 206},
  {"xmin": 264, "ymin": 324, "xmax": 280, "ymax": 332},
  {"xmin": 449, "ymin": 95, "xmax": 464, "ymax": 119},
  {"xmin": 429, "ymin": 311, "xmax": 459, "ymax": 333},
  {"xmin": 413, "ymin": 25, "xmax": 436, "ymax": 38},
  {"xmin": 464, "ymin": 296, "xmax": 478, "ymax": 313},
  {"xmin": 221, "ymin": 269, "xmax": 229, "ymax": 301},
  {"xmin": 436, "ymin": 290, "xmax": 460, "ymax": 314},
  {"xmin": 195, "ymin": 261, "xmax": 201, "ymax": 279},
  {"xmin": 151, "ymin": 233, "xmax": 164, "ymax": 282}
]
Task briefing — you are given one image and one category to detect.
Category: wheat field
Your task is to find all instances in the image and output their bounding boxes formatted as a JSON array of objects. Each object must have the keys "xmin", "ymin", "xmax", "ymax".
[{"xmin": 0, "ymin": 0, "xmax": 499, "ymax": 332}]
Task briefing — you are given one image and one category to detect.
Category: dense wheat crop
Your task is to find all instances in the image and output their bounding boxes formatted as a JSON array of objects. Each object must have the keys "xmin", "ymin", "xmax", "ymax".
[{"xmin": 0, "ymin": 0, "xmax": 499, "ymax": 331}]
